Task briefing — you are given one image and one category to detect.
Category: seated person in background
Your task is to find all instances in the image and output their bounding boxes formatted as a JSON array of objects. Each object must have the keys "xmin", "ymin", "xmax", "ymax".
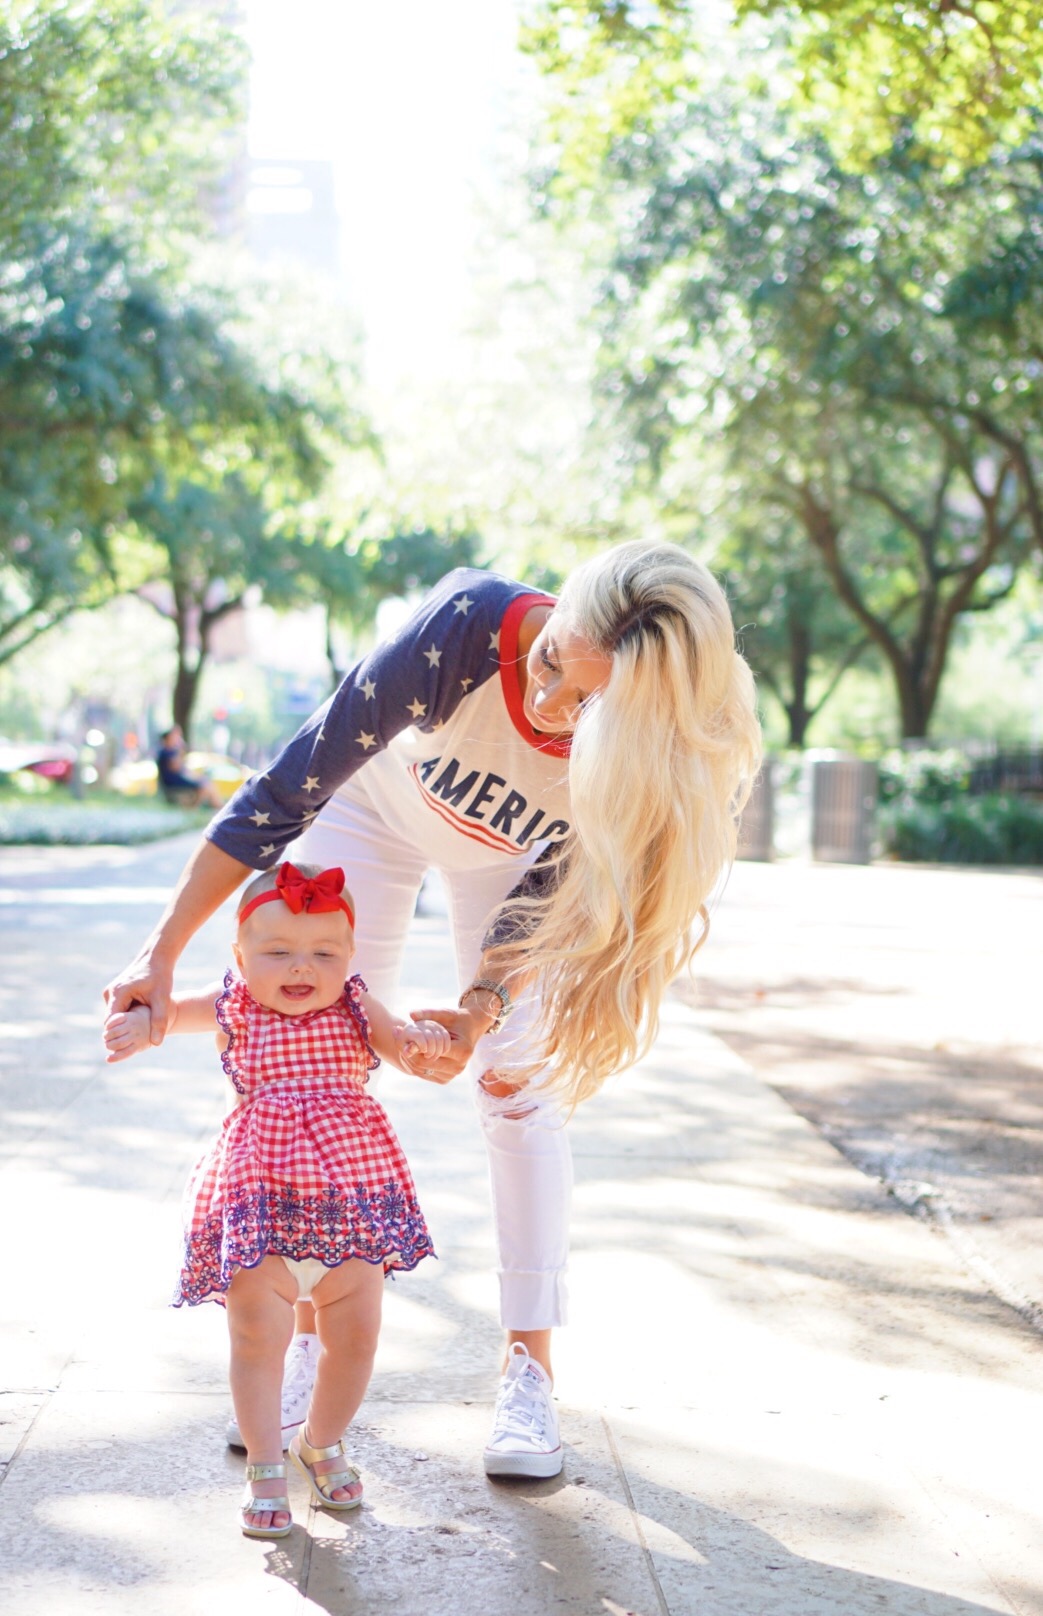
[{"xmin": 156, "ymin": 725, "xmax": 223, "ymax": 809}]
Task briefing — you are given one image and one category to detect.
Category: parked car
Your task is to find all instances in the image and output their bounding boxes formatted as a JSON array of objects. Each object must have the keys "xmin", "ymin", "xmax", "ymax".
[{"xmin": 0, "ymin": 741, "xmax": 78, "ymax": 784}]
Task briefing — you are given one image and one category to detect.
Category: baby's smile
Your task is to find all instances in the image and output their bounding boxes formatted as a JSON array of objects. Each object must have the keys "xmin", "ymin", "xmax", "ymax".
[{"xmin": 280, "ymin": 983, "xmax": 316, "ymax": 1002}]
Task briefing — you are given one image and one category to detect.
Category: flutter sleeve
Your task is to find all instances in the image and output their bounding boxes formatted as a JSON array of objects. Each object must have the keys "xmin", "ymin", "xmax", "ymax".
[
  {"xmin": 215, "ymin": 970, "xmax": 251, "ymax": 1094},
  {"xmin": 343, "ymin": 974, "xmax": 379, "ymax": 1076}
]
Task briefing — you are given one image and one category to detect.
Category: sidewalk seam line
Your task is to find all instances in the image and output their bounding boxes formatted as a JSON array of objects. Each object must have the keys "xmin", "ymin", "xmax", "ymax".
[
  {"xmin": 0, "ymin": 1387, "xmax": 57, "ymax": 1496},
  {"xmin": 601, "ymin": 1412, "xmax": 671, "ymax": 1616}
]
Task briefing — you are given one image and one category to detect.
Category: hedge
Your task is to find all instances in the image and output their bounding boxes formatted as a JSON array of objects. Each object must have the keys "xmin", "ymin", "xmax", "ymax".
[{"xmin": 880, "ymin": 793, "xmax": 1043, "ymax": 865}]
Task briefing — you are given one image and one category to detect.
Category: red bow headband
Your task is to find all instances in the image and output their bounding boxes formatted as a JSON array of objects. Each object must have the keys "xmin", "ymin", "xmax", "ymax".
[{"xmin": 238, "ymin": 862, "xmax": 355, "ymax": 929}]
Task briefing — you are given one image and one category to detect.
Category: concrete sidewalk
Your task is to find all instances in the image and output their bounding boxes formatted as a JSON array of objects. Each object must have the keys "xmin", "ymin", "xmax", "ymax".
[{"xmin": 0, "ymin": 836, "xmax": 1040, "ymax": 1615}]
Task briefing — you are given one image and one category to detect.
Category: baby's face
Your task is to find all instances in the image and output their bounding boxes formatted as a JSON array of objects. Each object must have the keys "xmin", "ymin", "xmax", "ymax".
[{"xmin": 234, "ymin": 902, "xmax": 355, "ymax": 1016}]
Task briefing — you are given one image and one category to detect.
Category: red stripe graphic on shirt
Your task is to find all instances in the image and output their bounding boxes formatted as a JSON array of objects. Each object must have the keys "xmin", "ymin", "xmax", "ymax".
[{"xmin": 408, "ymin": 764, "xmax": 525, "ymax": 855}]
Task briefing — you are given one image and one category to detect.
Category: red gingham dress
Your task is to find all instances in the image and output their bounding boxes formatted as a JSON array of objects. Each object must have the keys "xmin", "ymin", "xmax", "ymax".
[{"xmin": 173, "ymin": 971, "xmax": 435, "ymax": 1306}]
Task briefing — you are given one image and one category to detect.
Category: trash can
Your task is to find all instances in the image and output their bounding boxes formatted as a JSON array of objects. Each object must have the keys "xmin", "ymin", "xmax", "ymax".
[
  {"xmin": 737, "ymin": 763, "xmax": 774, "ymax": 861},
  {"xmin": 811, "ymin": 758, "xmax": 877, "ymax": 864}
]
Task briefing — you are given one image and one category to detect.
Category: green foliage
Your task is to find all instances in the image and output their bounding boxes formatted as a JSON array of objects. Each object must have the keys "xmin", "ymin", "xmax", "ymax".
[
  {"xmin": 524, "ymin": 1, "xmax": 1043, "ymax": 176},
  {"xmin": 881, "ymin": 793, "xmax": 1043, "ymax": 865},
  {"xmin": 521, "ymin": 2, "xmax": 694, "ymax": 191},
  {"xmin": 708, "ymin": 500, "xmax": 872, "ymax": 746},
  {"xmin": 877, "ymin": 747, "xmax": 972, "ymax": 806},
  {"xmin": 0, "ymin": 244, "xmax": 341, "ymax": 667},
  {"xmin": 129, "ymin": 458, "xmax": 341, "ymax": 742},
  {"xmin": 0, "ymin": 5, "xmax": 368, "ymax": 696},
  {"xmin": 0, "ymin": 789, "xmax": 204, "ymax": 845},
  {"xmin": 290, "ymin": 524, "xmax": 484, "ymax": 687},
  {"xmin": 735, "ymin": 0, "xmax": 1043, "ymax": 172},
  {"xmin": 0, "ymin": 1, "xmax": 248, "ymax": 659},
  {"xmin": 523, "ymin": 4, "xmax": 1043, "ymax": 742},
  {"xmin": 0, "ymin": 0, "xmax": 244, "ymax": 262},
  {"xmin": 568, "ymin": 82, "xmax": 1042, "ymax": 736}
]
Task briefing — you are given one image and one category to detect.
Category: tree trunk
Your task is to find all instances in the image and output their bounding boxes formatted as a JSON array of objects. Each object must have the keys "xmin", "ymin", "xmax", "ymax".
[
  {"xmin": 171, "ymin": 592, "xmax": 203, "ymax": 744},
  {"xmin": 172, "ymin": 657, "xmax": 203, "ymax": 743},
  {"xmin": 326, "ymin": 607, "xmax": 345, "ymax": 692},
  {"xmin": 785, "ymin": 616, "xmax": 812, "ymax": 747}
]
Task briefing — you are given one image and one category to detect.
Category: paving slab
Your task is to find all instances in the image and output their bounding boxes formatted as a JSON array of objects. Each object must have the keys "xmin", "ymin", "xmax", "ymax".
[
  {"xmin": 0, "ymin": 838, "xmax": 1041, "ymax": 1615},
  {"xmin": 686, "ymin": 858, "xmax": 1043, "ymax": 1326}
]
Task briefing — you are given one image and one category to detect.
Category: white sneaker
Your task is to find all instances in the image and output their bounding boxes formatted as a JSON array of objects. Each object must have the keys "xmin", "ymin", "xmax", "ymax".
[
  {"xmin": 226, "ymin": 1333, "xmax": 319, "ymax": 1452},
  {"xmin": 483, "ymin": 1342, "xmax": 563, "ymax": 1478}
]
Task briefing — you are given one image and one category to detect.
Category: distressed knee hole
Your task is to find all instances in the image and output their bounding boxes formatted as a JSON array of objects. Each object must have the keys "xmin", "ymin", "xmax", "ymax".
[{"xmin": 478, "ymin": 1068, "xmax": 538, "ymax": 1122}]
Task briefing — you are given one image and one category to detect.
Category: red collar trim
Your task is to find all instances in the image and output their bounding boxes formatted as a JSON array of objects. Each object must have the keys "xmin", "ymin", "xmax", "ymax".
[{"xmin": 498, "ymin": 592, "xmax": 572, "ymax": 758}]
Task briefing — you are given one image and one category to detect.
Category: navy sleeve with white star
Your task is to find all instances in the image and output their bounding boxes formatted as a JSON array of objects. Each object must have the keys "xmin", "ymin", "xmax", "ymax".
[{"xmin": 206, "ymin": 568, "xmax": 523, "ymax": 870}]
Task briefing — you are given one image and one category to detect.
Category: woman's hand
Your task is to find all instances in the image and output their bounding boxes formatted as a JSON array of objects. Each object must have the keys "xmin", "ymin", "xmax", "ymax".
[
  {"xmin": 399, "ymin": 1004, "xmax": 496, "ymax": 1085},
  {"xmin": 102, "ymin": 953, "xmax": 175, "ymax": 1045},
  {"xmin": 102, "ymin": 840, "xmax": 250, "ymax": 1044}
]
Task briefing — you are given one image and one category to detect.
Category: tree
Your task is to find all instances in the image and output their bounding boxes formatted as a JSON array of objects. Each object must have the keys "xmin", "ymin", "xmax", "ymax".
[
  {"xmin": 129, "ymin": 476, "xmax": 303, "ymax": 741},
  {"xmin": 523, "ymin": 1, "xmax": 1043, "ymax": 175},
  {"xmin": 541, "ymin": 80, "xmax": 1041, "ymax": 738},
  {"xmin": 0, "ymin": 0, "xmax": 243, "ymax": 263},
  {"xmin": 290, "ymin": 525, "xmax": 484, "ymax": 691},
  {"xmin": 713, "ymin": 508, "xmax": 872, "ymax": 747},
  {"xmin": 0, "ymin": 0, "xmax": 251, "ymax": 660},
  {"xmin": 0, "ymin": 240, "xmax": 344, "ymax": 666}
]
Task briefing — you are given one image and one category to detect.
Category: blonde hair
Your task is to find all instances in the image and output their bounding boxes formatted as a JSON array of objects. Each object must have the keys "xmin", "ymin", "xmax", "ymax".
[{"xmin": 487, "ymin": 540, "xmax": 762, "ymax": 1110}]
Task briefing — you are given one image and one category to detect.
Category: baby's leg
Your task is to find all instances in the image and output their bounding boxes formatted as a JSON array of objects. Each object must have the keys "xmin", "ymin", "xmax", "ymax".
[
  {"xmin": 299, "ymin": 1259, "xmax": 385, "ymax": 1503},
  {"xmin": 226, "ymin": 1257, "xmax": 297, "ymax": 1530}
]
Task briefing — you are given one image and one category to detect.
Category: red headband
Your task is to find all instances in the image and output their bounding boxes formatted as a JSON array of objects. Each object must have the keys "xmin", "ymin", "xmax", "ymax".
[{"xmin": 239, "ymin": 862, "xmax": 355, "ymax": 929}]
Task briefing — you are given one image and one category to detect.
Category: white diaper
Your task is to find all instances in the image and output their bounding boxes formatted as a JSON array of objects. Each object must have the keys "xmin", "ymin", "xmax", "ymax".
[{"xmin": 280, "ymin": 1256, "xmax": 331, "ymax": 1300}]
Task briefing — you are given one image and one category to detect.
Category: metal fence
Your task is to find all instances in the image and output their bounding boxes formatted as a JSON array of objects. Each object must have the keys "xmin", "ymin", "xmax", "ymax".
[{"xmin": 967, "ymin": 747, "xmax": 1043, "ymax": 796}]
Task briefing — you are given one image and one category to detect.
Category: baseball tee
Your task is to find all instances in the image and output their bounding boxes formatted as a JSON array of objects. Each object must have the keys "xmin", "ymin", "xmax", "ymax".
[{"xmin": 206, "ymin": 569, "xmax": 573, "ymax": 876}]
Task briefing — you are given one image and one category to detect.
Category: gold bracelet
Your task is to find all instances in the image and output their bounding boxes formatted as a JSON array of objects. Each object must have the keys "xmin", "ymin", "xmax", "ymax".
[{"xmin": 458, "ymin": 977, "xmax": 514, "ymax": 1034}]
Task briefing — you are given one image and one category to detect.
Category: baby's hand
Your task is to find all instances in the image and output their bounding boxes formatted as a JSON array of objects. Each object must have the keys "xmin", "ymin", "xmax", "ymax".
[
  {"xmin": 396, "ymin": 1017, "xmax": 453, "ymax": 1073},
  {"xmin": 103, "ymin": 1005, "xmax": 153, "ymax": 1063}
]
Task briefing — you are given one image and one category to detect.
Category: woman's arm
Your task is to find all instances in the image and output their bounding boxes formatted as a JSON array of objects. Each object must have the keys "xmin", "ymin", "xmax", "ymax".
[
  {"xmin": 202, "ymin": 568, "xmax": 506, "ymax": 875},
  {"xmin": 102, "ymin": 840, "xmax": 250, "ymax": 1041}
]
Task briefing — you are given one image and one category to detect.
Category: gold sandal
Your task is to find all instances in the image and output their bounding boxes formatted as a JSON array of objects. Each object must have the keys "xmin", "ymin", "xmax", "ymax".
[
  {"xmin": 289, "ymin": 1429, "xmax": 363, "ymax": 1510},
  {"xmin": 241, "ymin": 1462, "xmax": 292, "ymax": 1539}
]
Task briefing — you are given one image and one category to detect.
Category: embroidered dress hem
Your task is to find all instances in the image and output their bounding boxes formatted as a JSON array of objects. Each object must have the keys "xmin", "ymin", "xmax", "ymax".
[{"xmin": 173, "ymin": 1178, "xmax": 436, "ymax": 1307}]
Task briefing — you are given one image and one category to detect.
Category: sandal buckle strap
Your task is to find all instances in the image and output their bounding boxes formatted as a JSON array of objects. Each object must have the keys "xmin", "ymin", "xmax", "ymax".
[
  {"xmin": 316, "ymin": 1468, "xmax": 359, "ymax": 1495},
  {"xmin": 245, "ymin": 1462, "xmax": 286, "ymax": 1481},
  {"xmin": 297, "ymin": 1433, "xmax": 346, "ymax": 1463}
]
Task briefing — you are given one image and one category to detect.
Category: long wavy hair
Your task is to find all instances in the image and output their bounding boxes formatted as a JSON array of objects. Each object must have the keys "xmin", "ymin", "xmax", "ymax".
[{"xmin": 487, "ymin": 540, "xmax": 762, "ymax": 1110}]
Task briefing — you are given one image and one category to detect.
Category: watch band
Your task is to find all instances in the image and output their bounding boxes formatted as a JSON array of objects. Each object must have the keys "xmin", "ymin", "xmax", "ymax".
[{"xmin": 458, "ymin": 977, "xmax": 515, "ymax": 1033}]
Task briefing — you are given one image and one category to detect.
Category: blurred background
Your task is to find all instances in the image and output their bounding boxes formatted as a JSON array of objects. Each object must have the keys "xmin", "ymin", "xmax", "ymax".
[{"xmin": 1, "ymin": 0, "xmax": 1041, "ymax": 863}]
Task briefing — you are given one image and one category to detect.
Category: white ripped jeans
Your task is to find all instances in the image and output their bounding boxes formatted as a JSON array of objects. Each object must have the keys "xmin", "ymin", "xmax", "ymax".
[{"xmin": 295, "ymin": 789, "xmax": 572, "ymax": 1330}]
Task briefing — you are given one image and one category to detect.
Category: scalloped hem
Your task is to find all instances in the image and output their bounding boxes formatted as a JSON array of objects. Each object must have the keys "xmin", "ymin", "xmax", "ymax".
[{"xmin": 172, "ymin": 1238, "xmax": 437, "ymax": 1308}]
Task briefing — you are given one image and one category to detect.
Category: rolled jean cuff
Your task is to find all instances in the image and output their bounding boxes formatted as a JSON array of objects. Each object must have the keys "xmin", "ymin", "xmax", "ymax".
[{"xmin": 498, "ymin": 1267, "xmax": 569, "ymax": 1331}]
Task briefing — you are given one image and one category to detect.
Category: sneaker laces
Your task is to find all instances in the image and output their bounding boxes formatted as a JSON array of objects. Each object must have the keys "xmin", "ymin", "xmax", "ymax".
[
  {"xmin": 494, "ymin": 1364, "xmax": 552, "ymax": 1441},
  {"xmin": 281, "ymin": 1337, "xmax": 317, "ymax": 1418}
]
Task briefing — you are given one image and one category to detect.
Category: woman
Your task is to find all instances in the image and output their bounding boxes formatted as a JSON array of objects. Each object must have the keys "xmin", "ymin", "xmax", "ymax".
[{"xmin": 105, "ymin": 540, "xmax": 761, "ymax": 1479}]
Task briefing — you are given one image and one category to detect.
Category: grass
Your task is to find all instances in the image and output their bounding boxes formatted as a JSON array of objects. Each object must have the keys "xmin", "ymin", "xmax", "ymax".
[{"xmin": 0, "ymin": 786, "xmax": 210, "ymax": 846}]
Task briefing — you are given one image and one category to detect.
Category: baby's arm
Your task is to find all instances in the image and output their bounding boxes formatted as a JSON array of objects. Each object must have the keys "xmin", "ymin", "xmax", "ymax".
[
  {"xmin": 103, "ymin": 983, "xmax": 224, "ymax": 1064},
  {"xmin": 361, "ymin": 992, "xmax": 452, "ymax": 1076}
]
